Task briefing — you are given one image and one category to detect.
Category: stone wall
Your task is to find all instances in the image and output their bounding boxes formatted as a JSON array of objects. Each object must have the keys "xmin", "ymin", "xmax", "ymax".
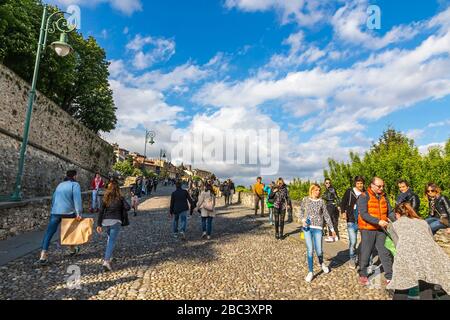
[
  {"xmin": 0, "ymin": 187, "xmax": 131, "ymax": 241},
  {"xmin": 0, "ymin": 63, "xmax": 114, "ymax": 199},
  {"xmin": 237, "ymin": 191, "xmax": 450, "ymax": 254}
]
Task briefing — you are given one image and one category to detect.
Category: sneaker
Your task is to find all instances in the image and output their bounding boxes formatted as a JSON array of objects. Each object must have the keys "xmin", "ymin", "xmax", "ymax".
[
  {"xmin": 321, "ymin": 263, "xmax": 330, "ymax": 274},
  {"xmin": 201, "ymin": 232, "xmax": 207, "ymax": 239},
  {"xmin": 36, "ymin": 259, "xmax": 49, "ymax": 266},
  {"xmin": 173, "ymin": 233, "xmax": 178, "ymax": 238},
  {"xmin": 348, "ymin": 259, "xmax": 356, "ymax": 270},
  {"xmin": 385, "ymin": 279, "xmax": 391, "ymax": 286},
  {"xmin": 68, "ymin": 246, "xmax": 80, "ymax": 256},
  {"xmin": 305, "ymin": 272, "xmax": 314, "ymax": 282},
  {"xmin": 367, "ymin": 265, "xmax": 374, "ymax": 275},
  {"xmin": 359, "ymin": 276, "xmax": 369, "ymax": 286},
  {"xmin": 102, "ymin": 261, "xmax": 112, "ymax": 272},
  {"xmin": 180, "ymin": 232, "xmax": 186, "ymax": 240},
  {"xmin": 207, "ymin": 235, "xmax": 211, "ymax": 240},
  {"xmin": 334, "ymin": 236, "xmax": 339, "ymax": 241},
  {"xmin": 325, "ymin": 236, "xmax": 335, "ymax": 243}
]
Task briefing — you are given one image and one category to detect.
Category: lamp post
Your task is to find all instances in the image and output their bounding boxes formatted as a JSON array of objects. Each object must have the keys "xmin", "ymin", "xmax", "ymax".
[
  {"xmin": 6, "ymin": 5, "xmax": 76, "ymax": 202},
  {"xmin": 142, "ymin": 130, "xmax": 155, "ymax": 171}
]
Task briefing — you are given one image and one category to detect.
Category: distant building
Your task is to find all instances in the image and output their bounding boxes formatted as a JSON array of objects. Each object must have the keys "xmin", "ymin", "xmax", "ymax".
[
  {"xmin": 112, "ymin": 143, "xmax": 129, "ymax": 163},
  {"xmin": 193, "ymin": 168, "xmax": 213, "ymax": 180}
]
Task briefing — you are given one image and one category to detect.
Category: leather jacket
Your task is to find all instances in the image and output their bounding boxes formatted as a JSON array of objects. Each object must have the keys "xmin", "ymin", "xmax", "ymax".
[
  {"xmin": 323, "ymin": 187, "xmax": 339, "ymax": 206},
  {"xmin": 428, "ymin": 195, "xmax": 450, "ymax": 219},
  {"xmin": 396, "ymin": 189, "xmax": 420, "ymax": 213}
]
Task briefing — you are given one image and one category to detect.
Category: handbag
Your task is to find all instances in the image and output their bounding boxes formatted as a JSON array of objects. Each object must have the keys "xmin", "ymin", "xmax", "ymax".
[
  {"xmin": 121, "ymin": 198, "xmax": 131, "ymax": 226},
  {"xmin": 202, "ymin": 196, "xmax": 214, "ymax": 211},
  {"xmin": 61, "ymin": 218, "xmax": 93, "ymax": 245}
]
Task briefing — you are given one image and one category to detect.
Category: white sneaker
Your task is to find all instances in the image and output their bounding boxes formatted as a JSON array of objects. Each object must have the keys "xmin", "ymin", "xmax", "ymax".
[
  {"xmin": 201, "ymin": 232, "xmax": 207, "ymax": 239},
  {"xmin": 325, "ymin": 236, "xmax": 335, "ymax": 243},
  {"xmin": 334, "ymin": 236, "xmax": 339, "ymax": 241},
  {"xmin": 321, "ymin": 263, "xmax": 330, "ymax": 274},
  {"xmin": 207, "ymin": 235, "xmax": 211, "ymax": 240},
  {"xmin": 305, "ymin": 272, "xmax": 314, "ymax": 282},
  {"xmin": 102, "ymin": 261, "xmax": 112, "ymax": 272}
]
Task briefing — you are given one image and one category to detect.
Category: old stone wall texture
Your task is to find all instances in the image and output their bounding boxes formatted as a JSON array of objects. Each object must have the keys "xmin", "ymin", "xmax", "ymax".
[{"xmin": 0, "ymin": 63, "xmax": 114, "ymax": 198}]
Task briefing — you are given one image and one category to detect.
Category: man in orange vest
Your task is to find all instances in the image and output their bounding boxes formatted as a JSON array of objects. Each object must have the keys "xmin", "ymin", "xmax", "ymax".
[{"xmin": 357, "ymin": 177, "xmax": 395, "ymax": 286}]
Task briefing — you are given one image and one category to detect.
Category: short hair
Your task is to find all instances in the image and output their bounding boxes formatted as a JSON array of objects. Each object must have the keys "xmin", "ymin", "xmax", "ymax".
[
  {"xmin": 309, "ymin": 183, "xmax": 321, "ymax": 197},
  {"xmin": 66, "ymin": 170, "xmax": 77, "ymax": 178},
  {"xmin": 397, "ymin": 179, "xmax": 409, "ymax": 187},
  {"xmin": 175, "ymin": 180, "xmax": 182, "ymax": 188},
  {"xmin": 324, "ymin": 178, "xmax": 331, "ymax": 182},
  {"xmin": 257, "ymin": 177, "xmax": 262, "ymax": 180},
  {"xmin": 354, "ymin": 176, "xmax": 365, "ymax": 185}
]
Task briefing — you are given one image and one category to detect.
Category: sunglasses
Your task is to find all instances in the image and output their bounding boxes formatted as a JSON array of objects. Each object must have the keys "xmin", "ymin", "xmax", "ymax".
[{"xmin": 373, "ymin": 184, "xmax": 384, "ymax": 189}]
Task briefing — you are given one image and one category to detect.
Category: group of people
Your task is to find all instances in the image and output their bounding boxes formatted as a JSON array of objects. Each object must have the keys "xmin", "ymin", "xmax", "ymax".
[
  {"xmin": 38, "ymin": 170, "xmax": 131, "ymax": 272},
  {"xmin": 36, "ymin": 169, "xmax": 449, "ymax": 298},
  {"xmin": 251, "ymin": 174, "xmax": 450, "ymax": 299}
]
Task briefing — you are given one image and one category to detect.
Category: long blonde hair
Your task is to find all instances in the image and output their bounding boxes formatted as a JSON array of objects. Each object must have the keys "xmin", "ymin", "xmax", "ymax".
[{"xmin": 103, "ymin": 180, "xmax": 122, "ymax": 207}]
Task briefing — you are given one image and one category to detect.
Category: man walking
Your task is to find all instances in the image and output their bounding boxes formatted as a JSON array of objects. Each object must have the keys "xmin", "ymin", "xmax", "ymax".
[
  {"xmin": 38, "ymin": 170, "xmax": 83, "ymax": 265},
  {"xmin": 357, "ymin": 177, "xmax": 396, "ymax": 286},
  {"xmin": 252, "ymin": 177, "xmax": 265, "ymax": 216},
  {"xmin": 169, "ymin": 180, "xmax": 194, "ymax": 240}
]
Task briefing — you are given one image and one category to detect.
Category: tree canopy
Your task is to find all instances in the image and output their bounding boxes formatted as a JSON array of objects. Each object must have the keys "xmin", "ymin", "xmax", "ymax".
[{"xmin": 0, "ymin": 0, "xmax": 116, "ymax": 133}]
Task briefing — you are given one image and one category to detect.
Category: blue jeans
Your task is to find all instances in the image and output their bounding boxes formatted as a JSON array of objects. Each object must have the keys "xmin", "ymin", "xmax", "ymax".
[
  {"xmin": 201, "ymin": 217, "xmax": 213, "ymax": 236},
  {"xmin": 92, "ymin": 189, "xmax": 100, "ymax": 210},
  {"xmin": 347, "ymin": 222, "xmax": 358, "ymax": 260},
  {"xmin": 42, "ymin": 214, "xmax": 76, "ymax": 251},
  {"xmin": 173, "ymin": 211, "xmax": 188, "ymax": 234},
  {"xmin": 426, "ymin": 217, "xmax": 446, "ymax": 234},
  {"xmin": 304, "ymin": 228, "xmax": 324, "ymax": 272},
  {"xmin": 104, "ymin": 223, "xmax": 121, "ymax": 261}
]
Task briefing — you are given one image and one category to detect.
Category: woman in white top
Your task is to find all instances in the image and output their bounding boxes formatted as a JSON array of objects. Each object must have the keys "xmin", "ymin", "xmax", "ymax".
[
  {"xmin": 299, "ymin": 183, "xmax": 336, "ymax": 282},
  {"xmin": 195, "ymin": 183, "xmax": 216, "ymax": 240}
]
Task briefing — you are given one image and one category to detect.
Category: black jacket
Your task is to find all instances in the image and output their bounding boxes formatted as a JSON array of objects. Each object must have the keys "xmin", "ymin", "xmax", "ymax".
[
  {"xmin": 170, "ymin": 188, "xmax": 193, "ymax": 215},
  {"xmin": 323, "ymin": 187, "xmax": 339, "ymax": 206},
  {"xmin": 428, "ymin": 195, "xmax": 450, "ymax": 219},
  {"xmin": 98, "ymin": 198, "xmax": 125, "ymax": 226},
  {"xmin": 396, "ymin": 189, "xmax": 420, "ymax": 213},
  {"xmin": 340, "ymin": 188, "xmax": 361, "ymax": 223}
]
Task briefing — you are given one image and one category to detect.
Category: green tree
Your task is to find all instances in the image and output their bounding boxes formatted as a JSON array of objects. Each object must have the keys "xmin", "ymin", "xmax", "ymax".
[
  {"xmin": 0, "ymin": 0, "xmax": 116, "ymax": 133},
  {"xmin": 112, "ymin": 160, "xmax": 134, "ymax": 177}
]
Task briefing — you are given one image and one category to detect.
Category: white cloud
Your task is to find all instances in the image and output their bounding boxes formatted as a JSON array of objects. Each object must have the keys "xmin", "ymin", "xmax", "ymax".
[
  {"xmin": 418, "ymin": 142, "xmax": 446, "ymax": 154},
  {"xmin": 126, "ymin": 34, "xmax": 176, "ymax": 70},
  {"xmin": 224, "ymin": 0, "xmax": 329, "ymax": 27},
  {"xmin": 47, "ymin": 0, "xmax": 142, "ymax": 15}
]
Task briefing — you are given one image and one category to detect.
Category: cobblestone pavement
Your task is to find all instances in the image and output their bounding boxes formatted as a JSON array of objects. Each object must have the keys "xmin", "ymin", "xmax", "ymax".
[{"xmin": 0, "ymin": 187, "xmax": 390, "ymax": 300}]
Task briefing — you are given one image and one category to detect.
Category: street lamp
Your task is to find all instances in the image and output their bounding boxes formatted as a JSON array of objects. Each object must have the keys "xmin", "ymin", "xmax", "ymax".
[
  {"xmin": 4, "ymin": 5, "xmax": 76, "ymax": 202},
  {"xmin": 144, "ymin": 130, "xmax": 155, "ymax": 159}
]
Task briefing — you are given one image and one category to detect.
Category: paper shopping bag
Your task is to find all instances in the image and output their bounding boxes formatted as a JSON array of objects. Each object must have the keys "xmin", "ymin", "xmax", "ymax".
[{"xmin": 61, "ymin": 218, "xmax": 93, "ymax": 246}]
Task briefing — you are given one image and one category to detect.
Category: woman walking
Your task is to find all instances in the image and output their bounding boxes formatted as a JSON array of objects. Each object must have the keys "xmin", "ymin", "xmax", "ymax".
[
  {"xmin": 195, "ymin": 184, "xmax": 216, "ymax": 240},
  {"xmin": 272, "ymin": 178, "xmax": 292, "ymax": 240},
  {"xmin": 96, "ymin": 179, "xmax": 130, "ymax": 272},
  {"xmin": 264, "ymin": 182, "xmax": 275, "ymax": 226},
  {"xmin": 387, "ymin": 203, "xmax": 450, "ymax": 299},
  {"xmin": 299, "ymin": 183, "xmax": 336, "ymax": 282}
]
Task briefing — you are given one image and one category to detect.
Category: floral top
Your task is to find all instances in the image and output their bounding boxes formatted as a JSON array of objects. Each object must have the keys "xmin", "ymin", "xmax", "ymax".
[
  {"xmin": 273, "ymin": 185, "xmax": 290, "ymax": 210},
  {"xmin": 298, "ymin": 197, "xmax": 334, "ymax": 231}
]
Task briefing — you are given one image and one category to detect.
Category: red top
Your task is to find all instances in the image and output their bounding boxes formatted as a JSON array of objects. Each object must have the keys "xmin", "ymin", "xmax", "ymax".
[{"xmin": 90, "ymin": 177, "xmax": 104, "ymax": 190}]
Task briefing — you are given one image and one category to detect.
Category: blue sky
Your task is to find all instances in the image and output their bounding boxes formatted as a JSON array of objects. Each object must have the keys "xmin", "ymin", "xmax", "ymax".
[{"xmin": 47, "ymin": 0, "xmax": 450, "ymax": 184}]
